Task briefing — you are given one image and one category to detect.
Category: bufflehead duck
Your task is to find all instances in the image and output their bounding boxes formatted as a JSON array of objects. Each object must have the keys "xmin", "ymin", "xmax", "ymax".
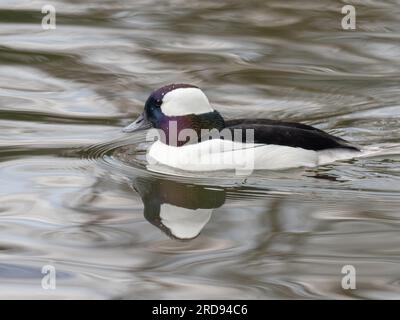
[{"xmin": 123, "ymin": 84, "xmax": 360, "ymax": 172}]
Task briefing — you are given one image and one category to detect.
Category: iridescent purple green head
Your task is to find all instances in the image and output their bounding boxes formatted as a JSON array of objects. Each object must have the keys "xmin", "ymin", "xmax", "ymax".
[{"xmin": 123, "ymin": 84, "xmax": 225, "ymax": 146}]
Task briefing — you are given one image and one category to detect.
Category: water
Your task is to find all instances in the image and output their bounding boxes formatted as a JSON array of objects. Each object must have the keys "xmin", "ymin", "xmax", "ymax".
[{"xmin": 1, "ymin": 0, "xmax": 400, "ymax": 299}]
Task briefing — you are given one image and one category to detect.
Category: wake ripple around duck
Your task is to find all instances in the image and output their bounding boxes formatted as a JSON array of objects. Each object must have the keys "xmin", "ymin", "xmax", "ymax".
[{"xmin": 77, "ymin": 132, "xmax": 400, "ymax": 202}]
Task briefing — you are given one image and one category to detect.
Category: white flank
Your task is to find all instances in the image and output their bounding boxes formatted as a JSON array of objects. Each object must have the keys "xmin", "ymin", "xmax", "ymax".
[
  {"xmin": 161, "ymin": 87, "xmax": 214, "ymax": 116},
  {"xmin": 159, "ymin": 204, "xmax": 212, "ymax": 239},
  {"xmin": 147, "ymin": 139, "xmax": 326, "ymax": 172}
]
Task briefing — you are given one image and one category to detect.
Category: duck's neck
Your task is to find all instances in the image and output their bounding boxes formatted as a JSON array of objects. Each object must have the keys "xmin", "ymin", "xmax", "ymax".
[{"xmin": 156, "ymin": 111, "xmax": 225, "ymax": 146}]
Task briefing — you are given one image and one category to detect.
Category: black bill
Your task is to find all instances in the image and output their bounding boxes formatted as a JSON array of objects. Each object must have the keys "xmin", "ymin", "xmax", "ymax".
[{"xmin": 122, "ymin": 112, "xmax": 152, "ymax": 132}]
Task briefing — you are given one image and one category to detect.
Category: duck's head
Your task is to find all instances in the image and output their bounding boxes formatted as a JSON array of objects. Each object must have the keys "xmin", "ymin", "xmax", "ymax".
[{"xmin": 123, "ymin": 84, "xmax": 225, "ymax": 146}]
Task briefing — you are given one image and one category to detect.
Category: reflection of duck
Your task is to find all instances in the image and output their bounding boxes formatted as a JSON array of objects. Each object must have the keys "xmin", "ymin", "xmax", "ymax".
[
  {"xmin": 123, "ymin": 84, "xmax": 360, "ymax": 171},
  {"xmin": 132, "ymin": 178, "xmax": 225, "ymax": 240}
]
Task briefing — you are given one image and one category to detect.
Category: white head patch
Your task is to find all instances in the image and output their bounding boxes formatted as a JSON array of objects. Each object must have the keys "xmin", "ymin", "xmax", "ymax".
[{"xmin": 161, "ymin": 87, "xmax": 213, "ymax": 116}]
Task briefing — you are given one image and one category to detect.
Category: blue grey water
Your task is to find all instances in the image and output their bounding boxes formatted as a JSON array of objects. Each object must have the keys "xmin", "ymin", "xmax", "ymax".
[{"xmin": 0, "ymin": 0, "xmax": 400, "ymax": 299}]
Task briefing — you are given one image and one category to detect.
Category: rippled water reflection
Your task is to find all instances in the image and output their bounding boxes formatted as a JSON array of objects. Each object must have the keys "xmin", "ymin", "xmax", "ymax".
[{"xmin": 1, "ymin": 0, "xmax": 400, "ymax": 299}]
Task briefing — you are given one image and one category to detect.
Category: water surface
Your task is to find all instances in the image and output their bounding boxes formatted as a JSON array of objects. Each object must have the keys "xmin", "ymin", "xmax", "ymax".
[{"xmin": 0, "ymin": 0, "xmax": 400, "ymax": 299}]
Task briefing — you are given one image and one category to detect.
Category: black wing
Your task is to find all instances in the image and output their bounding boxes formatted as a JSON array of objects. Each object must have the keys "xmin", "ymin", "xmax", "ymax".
[{"xmin": 224, "ymin": 119, "xmax": 359, "ymax": 151}]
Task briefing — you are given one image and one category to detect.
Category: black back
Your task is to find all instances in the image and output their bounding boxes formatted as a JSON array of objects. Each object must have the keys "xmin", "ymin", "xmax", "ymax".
[{"xmin": 224, "ymin": 119, "xmax": 359, "ymax": 151}]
